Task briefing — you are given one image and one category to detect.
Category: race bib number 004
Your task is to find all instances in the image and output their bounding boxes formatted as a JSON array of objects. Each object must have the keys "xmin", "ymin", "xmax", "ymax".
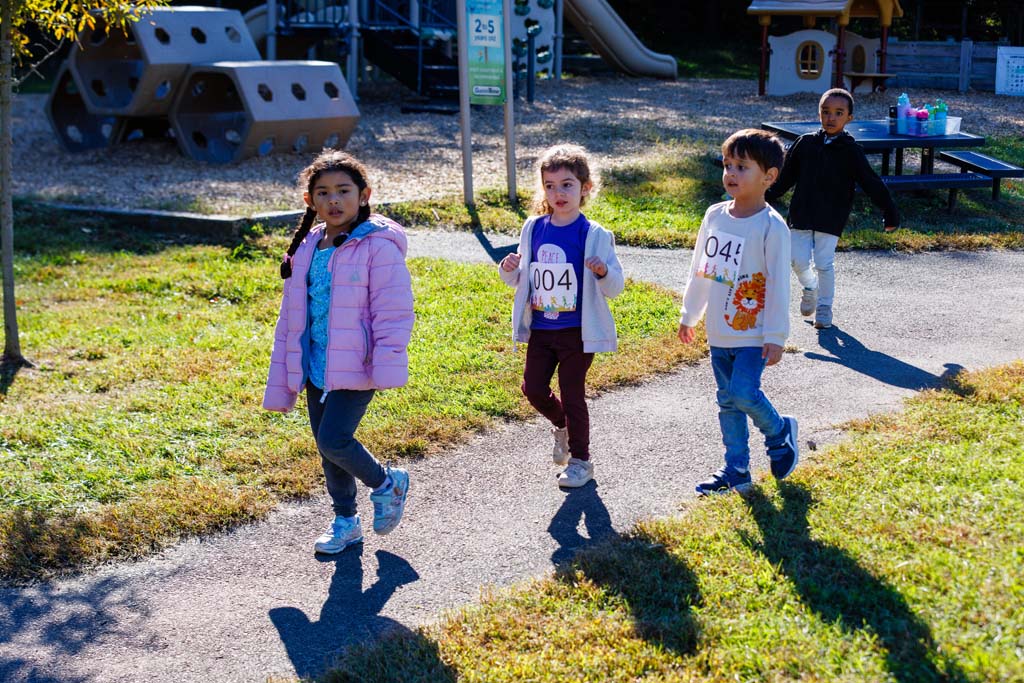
[
  {"xmin": 696, "ymin": 232, "xmax": 745, "ymax": 287},
  {"xmin": 530, "ymin": 262, "xmax": 577, "ymax": 312}
]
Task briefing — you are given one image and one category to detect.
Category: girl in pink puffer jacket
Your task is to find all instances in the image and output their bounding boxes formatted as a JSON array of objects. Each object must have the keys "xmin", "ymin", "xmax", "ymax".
[{"xmin": 263, "ymin": 151, "xmax": 415, "ymax": 555}]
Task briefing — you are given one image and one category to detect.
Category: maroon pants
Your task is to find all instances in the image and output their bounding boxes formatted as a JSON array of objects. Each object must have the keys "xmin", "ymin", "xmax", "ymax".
[{"xmin": 522, "ymin": 327, "xmax": 595, "ymax": 461}]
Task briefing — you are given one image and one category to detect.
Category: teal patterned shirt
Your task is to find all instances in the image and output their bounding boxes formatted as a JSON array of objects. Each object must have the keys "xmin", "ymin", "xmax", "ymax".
[{"xmin": 307, "ymin": 244, "xmax": 335, "ymax": 389}]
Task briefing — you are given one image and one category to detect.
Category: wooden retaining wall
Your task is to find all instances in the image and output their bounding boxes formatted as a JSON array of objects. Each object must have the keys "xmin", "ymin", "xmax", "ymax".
[{"xmin": 887, "ymin": 39, "xmax": 1009, "ymax": 92}]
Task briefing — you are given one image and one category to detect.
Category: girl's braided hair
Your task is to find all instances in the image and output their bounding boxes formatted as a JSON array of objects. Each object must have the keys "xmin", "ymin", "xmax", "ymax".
[{"xmin": 280, "ymin": 150, "xmax": 372, "ymax": 279}]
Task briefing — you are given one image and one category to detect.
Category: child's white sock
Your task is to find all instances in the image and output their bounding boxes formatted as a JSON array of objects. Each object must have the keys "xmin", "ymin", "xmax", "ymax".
[{"xmin": 372, "ymin": 475, "xmax": 392, "ymax": 495}]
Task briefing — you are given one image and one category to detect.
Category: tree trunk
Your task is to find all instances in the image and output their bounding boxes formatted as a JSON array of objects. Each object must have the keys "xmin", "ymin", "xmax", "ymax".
[{"xmin": 1, "ymin": 0, "xmax": 24, "ymax": 364}]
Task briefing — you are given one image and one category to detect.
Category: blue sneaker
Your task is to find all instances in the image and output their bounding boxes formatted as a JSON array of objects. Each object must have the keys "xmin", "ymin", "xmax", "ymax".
[
  {"xmin": 314, "ymin": 514, "xmax": 363, "ymax": 554},
  {"xmin": 370, "ymin": 467, "xmax": 409, "ymax": 535},
  {"xmin": 695, "ymin": 467, "xmax": 752, "ymax": 496},
  {"xmin": 767, "ymin": 416, "xmax": 799, "ymax": 480}
]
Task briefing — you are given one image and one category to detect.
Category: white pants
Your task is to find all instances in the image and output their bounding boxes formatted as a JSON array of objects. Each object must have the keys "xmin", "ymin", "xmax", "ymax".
[{"xmin": 791, "ymin": 229, "xmax": 839, "ymax": 308}]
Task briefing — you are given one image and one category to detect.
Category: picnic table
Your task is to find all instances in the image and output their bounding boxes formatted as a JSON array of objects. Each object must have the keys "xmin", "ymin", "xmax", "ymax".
[{"xmin": 759, "ymin": 119, "xmax": 1022, "ymax": 209}]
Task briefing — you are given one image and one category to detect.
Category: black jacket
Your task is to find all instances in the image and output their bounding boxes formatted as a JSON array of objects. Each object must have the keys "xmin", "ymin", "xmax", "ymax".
[{"xmin": 765, "ymin": 130, "xmax": 900, "ymax": 236}]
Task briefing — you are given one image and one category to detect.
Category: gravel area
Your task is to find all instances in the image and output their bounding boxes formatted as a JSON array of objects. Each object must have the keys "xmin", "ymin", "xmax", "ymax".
[{"xmin": 15, "ymin": 76, "xmax": 1024, "ymax": 214}]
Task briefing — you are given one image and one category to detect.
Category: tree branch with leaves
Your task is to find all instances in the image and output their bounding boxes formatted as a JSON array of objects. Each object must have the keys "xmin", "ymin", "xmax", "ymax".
[{"xmin": 1, "ymin": 0, "xmax": 168, "ymax": 367}]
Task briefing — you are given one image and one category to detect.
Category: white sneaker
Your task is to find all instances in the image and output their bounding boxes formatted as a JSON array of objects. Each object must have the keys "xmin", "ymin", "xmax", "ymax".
[
  {"xmin": 557, "ymin": 458, "xmax": 594, "ymax": 488},
  {"xmin": 314, "ymin": 514, "xmax": 363, "ymax": 554},
  {"xmin": 800, "ymin": 288, "xmax": 817, "ymax": 317},
  {"xmin": 551, "ymin": 426, "xmax": 570, "ymax": 466}
]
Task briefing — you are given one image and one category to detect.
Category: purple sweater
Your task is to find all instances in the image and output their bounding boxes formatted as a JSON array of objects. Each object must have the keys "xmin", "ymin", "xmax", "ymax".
[{"xmin": 263, "ymin": 215, "xmax": 415, "ymax": 413}]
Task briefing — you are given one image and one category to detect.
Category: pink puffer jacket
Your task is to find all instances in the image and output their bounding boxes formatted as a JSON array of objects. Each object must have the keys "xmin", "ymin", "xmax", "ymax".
[{"xmin": 263, "ymin": 214, "xmax": 415, "ymax": 413}]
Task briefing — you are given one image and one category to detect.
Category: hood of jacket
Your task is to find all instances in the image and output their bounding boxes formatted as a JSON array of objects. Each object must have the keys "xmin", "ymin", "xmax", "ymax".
[{"xmin": 345, "ymin": 214, "xmax": 409, "ymax": 256}]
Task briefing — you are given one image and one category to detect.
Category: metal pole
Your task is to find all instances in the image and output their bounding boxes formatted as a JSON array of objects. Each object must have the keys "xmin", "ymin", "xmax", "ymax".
[
  {"xmin": 266, "ymin": 0, "xmax": 277, "ymax": 59},
  {"xmin": 758, "ymin": 21, "xmax": 768, "ymax": 96},
  {"xmin": 348, "ymin": 0, "xmax": 360, "ymax": 99},
  {"xmin": 553, "ymin": 0, "xmax": 563, "ymax": 82},
  {"xmin": 503, "ymin": 0, "xmax": 517, "ymax": 207},
  {"xmin": 456, "ymin": 0, "xmax": 474, "ymax": 207}
]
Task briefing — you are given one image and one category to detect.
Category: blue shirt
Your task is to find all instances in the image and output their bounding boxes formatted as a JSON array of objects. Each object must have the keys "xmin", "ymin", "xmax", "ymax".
[
  {"xmin": 529, "ymin": 213, "xmax": 589, "ymax": 330},
  {"xmin": 307, "ymin": 245, "xmax": 335, "ymax": 388}
]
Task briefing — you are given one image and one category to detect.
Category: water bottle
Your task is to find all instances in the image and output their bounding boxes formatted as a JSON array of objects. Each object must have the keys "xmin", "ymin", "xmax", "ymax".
[
  {"xmin": 934, "ymin": 99, "xmax": 948, "ymax": 134},
  {"xmin": 896, "ymin": 93, "xmax": 910, "ymax": 134}
]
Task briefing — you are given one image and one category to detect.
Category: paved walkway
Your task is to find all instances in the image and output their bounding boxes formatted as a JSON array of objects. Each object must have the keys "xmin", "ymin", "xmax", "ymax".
[{"xmin": 2, "ymin": 233, "xmax": 1022, "ymax": 682}]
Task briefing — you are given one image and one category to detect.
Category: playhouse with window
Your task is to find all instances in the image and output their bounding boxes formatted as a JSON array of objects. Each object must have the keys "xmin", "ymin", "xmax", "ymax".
[{"xmin": 747, "ymin": 0, "xmax": 903, "ymax": 96}]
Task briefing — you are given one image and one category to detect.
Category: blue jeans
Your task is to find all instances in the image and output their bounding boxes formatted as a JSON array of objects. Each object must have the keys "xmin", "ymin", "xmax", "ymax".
[
  {"xmin": 710, "ymin": 346, "xmax": 785, "ymax": 473},
  {"xmin": 306, "ymin": 383, "xmax": 387, "ymax": 517}
]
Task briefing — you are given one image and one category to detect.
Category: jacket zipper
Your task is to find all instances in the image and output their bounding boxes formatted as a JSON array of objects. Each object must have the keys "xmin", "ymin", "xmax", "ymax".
[{"xmin": 320, "ymin": 232, "xmax": 363, "ymax": 402}]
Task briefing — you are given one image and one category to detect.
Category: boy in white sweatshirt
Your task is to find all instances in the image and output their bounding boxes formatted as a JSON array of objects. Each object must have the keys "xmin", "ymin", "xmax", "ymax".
[{"xmin": 678, "ymin": 129, "xmax": 799, "ymax": 495}]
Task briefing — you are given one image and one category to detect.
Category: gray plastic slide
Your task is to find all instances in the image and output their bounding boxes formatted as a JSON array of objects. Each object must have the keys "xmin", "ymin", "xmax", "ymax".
[{"xmin": 565, "ymin": 0, "xmax": 677, "ymax": 79}]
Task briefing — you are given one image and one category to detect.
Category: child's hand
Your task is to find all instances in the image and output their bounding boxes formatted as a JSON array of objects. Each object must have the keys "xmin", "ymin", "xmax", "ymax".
[
  {"xmin": 884, "ymin": 225, "xmax": 898, "ymax": 233},
  {"xmin": 500, "ymin": 253, "xmax": 521, "ymax": 272},
  {"xmin": 584, "ymin": 256, "xmax": 608, "ymax": 278},
  {"xmin": 677, "ymin": 324, "xmax": 696, "ymax": 344},
  {"xmin": 763, "ymin": 343, "xmax": 783, "ymax": 366}
]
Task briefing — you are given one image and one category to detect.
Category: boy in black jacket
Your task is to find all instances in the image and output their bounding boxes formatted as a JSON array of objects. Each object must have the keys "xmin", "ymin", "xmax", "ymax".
[{"xmin": 765, "ymin": 88, "xmax": 899, "ymax": 329}]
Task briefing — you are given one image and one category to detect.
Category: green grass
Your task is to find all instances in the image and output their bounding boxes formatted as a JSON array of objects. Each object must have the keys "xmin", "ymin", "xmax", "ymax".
[
  {"xmin": 324, "ymin": 362, "xmax": 1024, "ymax": 683},
  {"xmin": 0, "ymin": 205, "xmax": 700, "ymax": 581},
  {"xmin": 384, "ymin": 136, "xmax": 1024, "ymax": 252},
  {"xmin": 672, "ymin": 40, "xmax": 761, "ymax": 80}
]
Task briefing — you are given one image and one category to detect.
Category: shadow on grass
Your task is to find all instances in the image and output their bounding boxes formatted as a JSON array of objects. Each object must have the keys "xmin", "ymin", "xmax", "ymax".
[
  {"xmin": 566, "ymin": 524, "xmax": 703, "ymax": 656},
  {"xmin": 741, "ymin": 482, "xmax": 968, "ymax": 682},
  {"xmin": 806, "ymin": 326, "xmax": 964, "ymax": 391},
  {"xmin": 0, "ymin": 356, "xmax": 32, "ymax": 396},
  {"xmin": 13, "ymin": 200, "xmax": 240, "ymax": 259},
  {"xmin": 0, "ymin": 509, "xmax": 102, "ymax": 583},
  {"xmin": 271, "ymin": 548, "xmax": 453, "ymax": 682},
  {"xmin": 0, "ymin": 572, "xmax": 138, "ymax": 683}
]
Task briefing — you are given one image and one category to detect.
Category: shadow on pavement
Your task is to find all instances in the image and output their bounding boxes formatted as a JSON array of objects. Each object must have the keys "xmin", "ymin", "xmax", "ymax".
[
  {"xmin": 0, "ymin": 576, "xmax": 139, "ymax": 683},
  {"xmin": 741, "ymin": 482, "xmax": 968, "ymax": 682},
  {"xmin": 473, "ymin": 230, "xmax": 517, "ymax": 264},
  {"xmin": 269, "ymin": 547, "xmax": 450, "ymax": 680},
  {"xmin": 807, "ymin": 326, "xmax": 963, "ymax": 390},
  {"xmin": 548, "ymin": 481, "xmax": 616, "ymax": 566}
]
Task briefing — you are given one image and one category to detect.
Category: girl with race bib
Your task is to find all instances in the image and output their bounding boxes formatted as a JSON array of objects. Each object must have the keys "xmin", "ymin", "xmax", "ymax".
[{"xmin": 499, "ymin": 144, "xmax": 624, "ymax": 488}]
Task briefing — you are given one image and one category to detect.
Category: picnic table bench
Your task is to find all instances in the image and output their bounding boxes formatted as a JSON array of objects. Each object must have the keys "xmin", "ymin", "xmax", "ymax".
[
  {"xmin": 936, "ymin": 151, "xmax": 1024, "ymax": 200},
  {"xmin": 879, "ymin": 172, "xmax": 992, "ymax": 210}
]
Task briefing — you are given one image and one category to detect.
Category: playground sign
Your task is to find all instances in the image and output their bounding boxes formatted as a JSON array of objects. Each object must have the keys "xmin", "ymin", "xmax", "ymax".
[
  {"xmin": 457, "ymin": 0, "xmax": 516, "ymax": 209},
  {"xmin": 466, "ymin": 0, "xmax": 506, "ymax": 105}
]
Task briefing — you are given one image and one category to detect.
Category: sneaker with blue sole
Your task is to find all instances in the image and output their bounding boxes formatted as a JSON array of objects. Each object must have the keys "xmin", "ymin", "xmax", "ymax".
[
  {"xmin": 314, "ymin": 514, "xmax": 363, "ymax": 554},
  {"xmin": 370, "ymin": 467, "xmax": 410, "ymax": 535},
  {"xmin": 767, "ymin": 416, "xmax": 799, "ymax": 480},
  {"xmin": 695, "ymin": 467, "xmax": 752, "ymax": 496}
]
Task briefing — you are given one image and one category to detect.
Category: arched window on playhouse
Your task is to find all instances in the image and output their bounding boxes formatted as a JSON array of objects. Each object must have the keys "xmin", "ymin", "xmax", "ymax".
[{"xmin": 795, "ymin": 41, "xmax": 824, "ymax": 79}]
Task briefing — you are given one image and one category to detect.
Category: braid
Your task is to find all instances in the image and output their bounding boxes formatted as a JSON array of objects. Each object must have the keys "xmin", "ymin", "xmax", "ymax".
[{"xmin": 280, "ymin": 207, "xmax": 317, "ymax": 279}]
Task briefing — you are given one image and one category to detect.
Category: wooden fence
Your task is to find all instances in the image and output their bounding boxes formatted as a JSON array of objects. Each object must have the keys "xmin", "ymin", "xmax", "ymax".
[{"xmin": 887, "ymin": 39, "xmax": 1010, "ymax": 92}]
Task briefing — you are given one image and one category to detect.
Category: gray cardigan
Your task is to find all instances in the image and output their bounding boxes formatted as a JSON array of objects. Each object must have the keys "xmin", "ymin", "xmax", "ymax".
[{"xmin": 499, "ymin": 215, "xmax": 624, "ymax": 353}]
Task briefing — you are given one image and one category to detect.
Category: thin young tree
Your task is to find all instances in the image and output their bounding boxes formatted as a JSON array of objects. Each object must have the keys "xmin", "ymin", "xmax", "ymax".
[{"xmin": 1, "ymin": 0, "xmax": 167, "ymax": 367}]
